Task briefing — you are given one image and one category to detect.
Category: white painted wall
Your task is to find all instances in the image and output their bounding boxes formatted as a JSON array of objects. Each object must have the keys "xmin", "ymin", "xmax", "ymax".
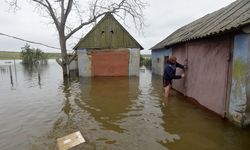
[
  {"xmin": 77, "ymin": 49, "xmax": 92, "ymax": 77},
  {"xmin": 152, "ymin": 48, "xmax": 172, "ymax": 76},
  {"xmin": 129, "ymin": 48, "xmax": 140, "ymax": 76}
]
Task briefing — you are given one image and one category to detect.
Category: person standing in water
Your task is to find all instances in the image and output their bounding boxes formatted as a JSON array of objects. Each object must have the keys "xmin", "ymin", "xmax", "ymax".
[{"xmin": 163, "ymin": 56, "xmax": 185, "ymax": 97}]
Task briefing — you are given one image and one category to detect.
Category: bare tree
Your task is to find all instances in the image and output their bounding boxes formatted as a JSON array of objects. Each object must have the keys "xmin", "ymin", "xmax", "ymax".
[{"xmin": 7, "ymin": 0, "xmax": 147, "ymax": 77}]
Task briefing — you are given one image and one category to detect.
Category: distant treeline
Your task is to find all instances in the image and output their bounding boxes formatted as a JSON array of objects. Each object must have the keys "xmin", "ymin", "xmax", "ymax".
[{"xmin": 0, "ymin": 51, "xmax": 61, "ymax": 60}]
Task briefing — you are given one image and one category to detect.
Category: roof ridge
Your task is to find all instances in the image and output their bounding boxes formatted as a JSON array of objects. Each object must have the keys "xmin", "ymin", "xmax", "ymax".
[
  {"xmin": 151, "ymin": 0, "xmax": 250, "ymax": 50},
  {"xmin": 196, "ymin": 0, "xmax": 249, "ymax": 37}
]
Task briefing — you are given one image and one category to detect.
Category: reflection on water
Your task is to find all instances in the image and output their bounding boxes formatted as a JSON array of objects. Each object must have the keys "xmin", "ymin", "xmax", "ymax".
[
  {"xmin": 0, "ymin": 60, "xmax": 249, "ymax": 150},
  {"xmin": 78, "ymin": 77, "xmax": 131, "ymax": 133}
]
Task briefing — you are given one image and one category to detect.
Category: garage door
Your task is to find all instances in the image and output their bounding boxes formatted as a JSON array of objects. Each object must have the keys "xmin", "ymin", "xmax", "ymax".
[{"xmin": 91, "ymin": 49, "xmax": 129, "ymax": 76}]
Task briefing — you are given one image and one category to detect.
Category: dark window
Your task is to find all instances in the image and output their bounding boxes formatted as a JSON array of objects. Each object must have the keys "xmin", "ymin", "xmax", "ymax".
[
  {"xmin": 164, "ymin": 56, "xmax": 169, "ymax": 64},
  {"xmin": 157, "ymin": 58, "xmax": 160, "ymax": 63}
]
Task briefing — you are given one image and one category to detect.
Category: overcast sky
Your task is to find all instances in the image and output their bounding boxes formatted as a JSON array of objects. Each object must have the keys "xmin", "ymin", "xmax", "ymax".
[{"xmin": 0, "ymin": 0, "xmax": 236, "ymax": 54}]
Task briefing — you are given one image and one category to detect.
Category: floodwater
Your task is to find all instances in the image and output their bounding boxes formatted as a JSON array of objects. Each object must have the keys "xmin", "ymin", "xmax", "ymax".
[{"xmin": 0, "ymin": 60, "xmax": 249, "ymax": 150}]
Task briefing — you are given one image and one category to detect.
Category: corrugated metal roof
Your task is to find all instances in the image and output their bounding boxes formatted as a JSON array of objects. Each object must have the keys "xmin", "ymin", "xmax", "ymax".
[{"xmin": 151, "ymin": 0, "xmax": 250, "ymax": 50}]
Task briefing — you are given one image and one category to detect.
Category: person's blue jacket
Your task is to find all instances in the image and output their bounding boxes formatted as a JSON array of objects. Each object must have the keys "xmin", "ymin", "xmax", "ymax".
[{"xmin": 163, "ymin": 62, "xmax": 184, "ymax": 82}]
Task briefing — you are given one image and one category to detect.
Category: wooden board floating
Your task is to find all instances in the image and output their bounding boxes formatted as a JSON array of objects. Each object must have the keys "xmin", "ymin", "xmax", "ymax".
[{"xmin": 57, "ymin": 131, "xmax": 85, "ymax": 150}]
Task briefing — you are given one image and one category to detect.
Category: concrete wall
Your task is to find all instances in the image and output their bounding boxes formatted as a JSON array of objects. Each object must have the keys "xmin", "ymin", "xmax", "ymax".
[
  {"xmin": 129, "ymin": 48, "xmax": 140, "ymax": 76},
  {"xmin": 229, "ymin": 34, "xmax": 250, "ymax": 127},
  {"xmin": 151, "ymin": 48, "xmax": 172, "ymax": 75},
  {"xmin": 78, "ymin": 49, "xmax": 92, "ymax": 77}
]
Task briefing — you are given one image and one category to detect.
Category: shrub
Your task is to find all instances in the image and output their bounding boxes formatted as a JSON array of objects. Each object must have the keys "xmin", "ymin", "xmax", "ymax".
[
  {"xmin": 140, "ymin": 54, "xmax": 152, "ymax": 67},
  {"xmin": 21, "ymin": 44, "xmax": 48, "ymax": 65}
]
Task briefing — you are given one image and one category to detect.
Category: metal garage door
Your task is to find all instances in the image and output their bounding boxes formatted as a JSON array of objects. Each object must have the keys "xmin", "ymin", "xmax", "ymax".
[{"xmin": 91, "ymin": 49, "xmax": 129, "ymax": 76}]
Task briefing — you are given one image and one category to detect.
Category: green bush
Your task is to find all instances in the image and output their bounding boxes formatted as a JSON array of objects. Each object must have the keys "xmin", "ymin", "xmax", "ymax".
[
  {"xmin": 140, "ymin": 54, "xmax": 152, "ymax": 67},
  {"xmin": 21, "ymin": 44, "xmax": 48, "ymax": 65},
  {"xmin": 143, "ymin": 58, "xmax": 152, "ymax": 67}
]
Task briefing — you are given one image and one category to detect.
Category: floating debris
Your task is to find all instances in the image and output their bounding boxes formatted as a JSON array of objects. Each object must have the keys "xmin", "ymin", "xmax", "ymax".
[
  {"xmin": 165, "ymin": 134, "xmax": 181, "ymax": 143},
  {"xmin": 57, "ymin": 131, "xmax": 85, "ymax": 150}
]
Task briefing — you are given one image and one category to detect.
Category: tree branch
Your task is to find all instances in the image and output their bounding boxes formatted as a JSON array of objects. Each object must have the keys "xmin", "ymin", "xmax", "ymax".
[
  {"xmin": 65, "ymin": 11, "xmax": 109, "ymax": 40},
  {"xmin": 92, "ymin": 0, "xmax": 98, "ymax": 18},
  {"xmin": 68, "ymin": 51, "xmax": 77, "ymax": 64},
  {"xmin": 62, "ymin": 0, "xmax": 73, "ymax": 26},
  {"xmin": 61, "ymin": 0, "xmax": 65, "ymax": 24},
  {"xmin": 6, "ymin": 0, "xmax": 20, "ymax": 11},
  {"xmin": 44, "ymin": 0, "xmax": 61, "ymax": 30},
  {"xmin": 56, "ymin": 58, "xmax": 63, "ymax": 66},
  {"xmin": 32, "ymin": 0, "xmax": 48, "ymax": 8},
  {"xmin": 65, "ymin": 0, "xmax": 130, "ymax": 40}
]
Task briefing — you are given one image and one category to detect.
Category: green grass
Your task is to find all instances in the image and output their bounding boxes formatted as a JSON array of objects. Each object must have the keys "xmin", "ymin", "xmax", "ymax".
[
  {"xmin": 0, "ymin": 51, "xmax": 61, "ymax": 60},
  {"xmin": 0, "ymin": 51, "xmax": 21, "ymax": 59}
]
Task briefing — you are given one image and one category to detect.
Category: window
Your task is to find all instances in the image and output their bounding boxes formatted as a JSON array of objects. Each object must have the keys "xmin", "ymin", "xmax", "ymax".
[{"xmin": 164, "ymin": 56, "xmax": 169, "ymax": 64}]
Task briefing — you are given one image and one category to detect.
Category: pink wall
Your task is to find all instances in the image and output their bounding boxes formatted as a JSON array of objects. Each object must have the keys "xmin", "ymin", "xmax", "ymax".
[
  {"xmin": 172, "ymin": 37, "xmax": 231, "ymax": 116},
  {"xmin": 172, "ymin": 44, "xmax": 186, "ymax": 94}
]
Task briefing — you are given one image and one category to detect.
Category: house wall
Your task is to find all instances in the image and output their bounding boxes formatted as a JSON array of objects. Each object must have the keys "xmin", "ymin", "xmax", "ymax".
[
  {"xmin": 78, "ymin": 49, "xmax": 92, "ymax": 77},
  {"xmin": 169, "ymin": 36, "xmax": 231, "ymax": 117},
  {"xmin": 78, "ymin": 48, "xmax": 140, "ymax": 77},
  {"xmin": 229, "ymin": 33, "xmax": 250, "ymax": 127},
  {"xmin": 172, "ymin": 44, "xmax": 186, "ymax": 94},
  {"xmin": 185, "ymin": 37, "xmax": 230, "ymax": 116},
  {"xmin": 151, "ymin": 48, "xmax": 172, "ymax": 75},
  {"xmin": 153, "ymin": 33, "xmax": 250, "ymax": 125},
  {"xmin": 129, "ymin": 48, "xmax": 140, "ymax": 76}
]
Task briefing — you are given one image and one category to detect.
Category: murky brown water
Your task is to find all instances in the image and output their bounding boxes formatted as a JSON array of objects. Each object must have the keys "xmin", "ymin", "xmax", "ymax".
[{"xmin": 0, "ymin": 60, "xmax": 249, "ymax": 150}]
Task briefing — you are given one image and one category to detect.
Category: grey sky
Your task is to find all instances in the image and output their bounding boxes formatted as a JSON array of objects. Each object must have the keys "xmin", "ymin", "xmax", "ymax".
[{"xmin": 0, "ymin": 0, "xmax": 236, "ymax": 54}]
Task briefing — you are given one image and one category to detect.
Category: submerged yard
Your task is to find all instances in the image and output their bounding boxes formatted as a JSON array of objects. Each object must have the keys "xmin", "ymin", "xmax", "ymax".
[{"xmin": 0, "ymin": 60, "xmax": 249, "ymax": 150}]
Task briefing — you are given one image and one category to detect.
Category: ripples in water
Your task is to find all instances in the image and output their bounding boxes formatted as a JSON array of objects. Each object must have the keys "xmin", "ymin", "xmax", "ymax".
[{"xmin": 0, "ymin": 60, "xmax": 249, "ymax": 150}]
